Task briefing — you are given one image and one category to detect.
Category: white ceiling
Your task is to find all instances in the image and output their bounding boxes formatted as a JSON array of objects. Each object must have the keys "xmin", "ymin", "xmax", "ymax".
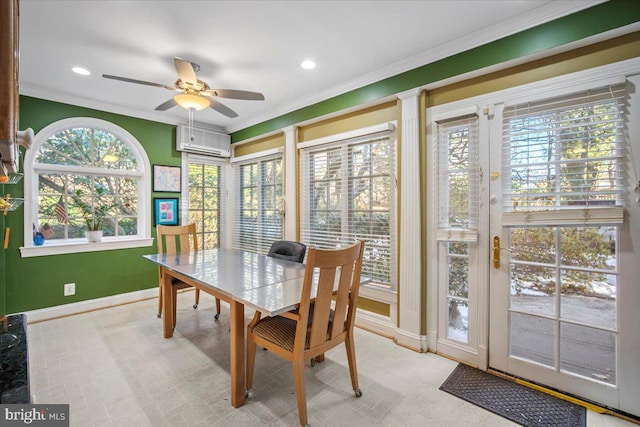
[{"xmin": 19, "ymin": 0, "xmax": 600, "ymax": 134}]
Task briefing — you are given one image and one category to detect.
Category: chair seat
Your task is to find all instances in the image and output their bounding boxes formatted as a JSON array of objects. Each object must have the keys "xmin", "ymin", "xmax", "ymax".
[
  {"xmin": 253, "ymin": 308, "xmax": 336, "ymax": 352},
  {"xmin": 253, "ymin": 316, "xmax": 300, "ymax": 352},
  {"xmin": 171, "ymin": 278, "xmax": 191, "ymax": 290}
]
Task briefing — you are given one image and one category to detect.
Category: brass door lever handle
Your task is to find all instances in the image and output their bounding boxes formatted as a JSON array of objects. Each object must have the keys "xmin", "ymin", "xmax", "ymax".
[{"xmin": 493, "ymin": 236, "xmax": 512, "ymax": 269}]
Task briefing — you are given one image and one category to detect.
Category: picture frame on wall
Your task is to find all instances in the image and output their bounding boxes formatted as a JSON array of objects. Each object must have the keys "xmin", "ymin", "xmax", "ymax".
[
  {"xmin": 154, "ymin": 198, "xmax": 179, "ymax": 226},
  {"xmin": 153, "ymin": 164, "xmax": 181, "ymax": 192}
]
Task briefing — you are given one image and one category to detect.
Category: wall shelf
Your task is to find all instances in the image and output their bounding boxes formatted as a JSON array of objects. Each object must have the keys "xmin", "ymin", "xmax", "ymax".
[
  {"xmin": 2, "ymin": 197, "xmax": 23, "ymax": 212},
  {"xmin": 2, "ymin": 173, "xmax": 23, "ymax": 185}
]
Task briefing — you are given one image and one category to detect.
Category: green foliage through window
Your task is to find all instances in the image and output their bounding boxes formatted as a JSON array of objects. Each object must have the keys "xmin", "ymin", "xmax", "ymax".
[{"xmin": 34, "ymin": 124, "xmax": 141, "ymax": 240}]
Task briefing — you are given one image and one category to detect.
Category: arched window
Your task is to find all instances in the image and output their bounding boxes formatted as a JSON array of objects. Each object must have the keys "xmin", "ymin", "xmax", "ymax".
[{"xmin": 21, "ymin": 118, "xmax": 153, "ymax": 257}]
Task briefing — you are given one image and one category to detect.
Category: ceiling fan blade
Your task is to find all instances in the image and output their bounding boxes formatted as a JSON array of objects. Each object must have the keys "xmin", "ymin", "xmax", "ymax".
[
  {"xmin": 102, "ymin": 74, "xmax": 174, "ymax": 90},
  {"xmin": 208, "ymin": 98, "xmax": 238, "ymax": 118},
  {"xmin": 174, "ymin": 57, "xmax": 198, "ymax": 86},
  {"xmin": 155, "ymin": 98, "xmax": 178, "ymax": 111},
  {"xmin": 201, "ymin": 89, "xmax": 265, "ymax": 101}
]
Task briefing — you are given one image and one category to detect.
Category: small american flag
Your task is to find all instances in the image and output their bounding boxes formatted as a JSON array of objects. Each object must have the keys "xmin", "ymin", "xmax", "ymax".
[{"xmin": 55, "ymin": 196, "xmax": 68, "ymax": 224}]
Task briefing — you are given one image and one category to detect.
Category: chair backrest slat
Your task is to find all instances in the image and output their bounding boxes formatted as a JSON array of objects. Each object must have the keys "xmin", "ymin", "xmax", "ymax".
[
  {"xmin": 309, "ymin": 266, "xmax": 336, "ymax": 347},
  {"xmin": 331, "ymin": 266, "xmax": 353, "ymax": 338},
  {"xmin": 156, "ymin": 224, "xmax": 198, "ymax": 255}
]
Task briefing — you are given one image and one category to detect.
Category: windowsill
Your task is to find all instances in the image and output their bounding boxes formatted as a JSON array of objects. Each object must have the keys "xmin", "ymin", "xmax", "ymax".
[
  {"xmin": 360, "ymin": 283, "xmax": 397, "ymax": 304},
  {"xmin": 19, "ymin": 236, "xmax": 154, "ymax": 258}
]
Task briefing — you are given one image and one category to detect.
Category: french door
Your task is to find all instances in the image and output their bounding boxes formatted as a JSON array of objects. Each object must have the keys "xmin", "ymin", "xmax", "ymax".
[{"xmin": 431, "ymin": 66, "xmax": 640, "ymax": 416}]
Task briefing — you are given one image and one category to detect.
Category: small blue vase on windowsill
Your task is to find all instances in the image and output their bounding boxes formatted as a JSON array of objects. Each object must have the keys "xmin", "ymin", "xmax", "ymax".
[{"xmin": 33, "ymin": 232, "xmax": 45, "ymax": 246}]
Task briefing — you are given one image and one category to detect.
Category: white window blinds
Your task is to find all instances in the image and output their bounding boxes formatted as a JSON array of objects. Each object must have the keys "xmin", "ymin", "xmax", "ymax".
[
  {"xmin": 232, "ymin": 154, "xmax": 283, "ymax": 254},
  {"xmin": 435, "ymin": 115, "xmax": 480, "ymax": 241},
  {"xmin": 300, "ymin": 129, "xmax": 396, "ymax": 287},
  {"xmin": 502, "ymin": 85, "xmax": 625, "ymax": 226}
]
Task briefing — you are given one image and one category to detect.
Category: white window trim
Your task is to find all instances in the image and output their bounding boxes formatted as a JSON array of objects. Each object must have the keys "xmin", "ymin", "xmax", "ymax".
[
  {"xmin": 298, "ymin": 122, "xmax": 395, "ymax": 150},
  {"xmin": 230, "ymin": 147, "xmax": 283, "ymax": 164},
  {"xmin": 20, "ymin": 117, "xmax": 153, "ymax": 257}
]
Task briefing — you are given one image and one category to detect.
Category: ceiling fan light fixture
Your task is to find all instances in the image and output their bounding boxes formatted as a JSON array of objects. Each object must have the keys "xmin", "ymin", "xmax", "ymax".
[{"xmin": 173, "ymin": 93, "xmax": 210, "ymax": 111}]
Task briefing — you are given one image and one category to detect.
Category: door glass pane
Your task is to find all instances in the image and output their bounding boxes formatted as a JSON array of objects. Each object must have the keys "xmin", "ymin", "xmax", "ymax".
[
  {"xmin": 560, "ymin": 322, "xmax": 616, "ymax": 385},
  {"xmin": 446, "ymin": 242, "xmax": 469, "ymax": 343},
  {"xmin": 559, "ymin": 226, "xmax": 617, "ymax": 329},
  {"xmin": 510, "ymin": 264, "xmax": 556, "ymax": 317},
  {"xmin": 447, "ymin": 242, "xmax": 468, "ymax": 298},
  {"xmin": 560, "ymin": 270, "xmax": 617, "ymax": 329},
  {"xmin": 510, "ymin": 312, "xmax": 555, "ymax": 367},
  {"xmin": 511, "ymin": 227, "xmax": 556, "ymax": 264},
  {"xmin": 447, "ymin": 298, "xmax": 468, "ymax": 343},
  {"xmin": 560, "ymin": 227, "xmax": 616, "ymax": 271}
]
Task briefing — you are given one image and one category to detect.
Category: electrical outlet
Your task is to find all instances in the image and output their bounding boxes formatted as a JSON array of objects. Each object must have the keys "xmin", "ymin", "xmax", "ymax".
[{"xmin": 63, "ymin": 283, "xmax": 75, "ymax": 296}]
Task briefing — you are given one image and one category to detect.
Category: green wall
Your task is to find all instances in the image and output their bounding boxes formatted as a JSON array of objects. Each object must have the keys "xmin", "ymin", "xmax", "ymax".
[
  {"xmin": 231, "ymin": 0, "xmax": 640, "ymax": 142},
  {"xmin": 3, "ymin": 96, "xmax": 181, "ymax": 313}
]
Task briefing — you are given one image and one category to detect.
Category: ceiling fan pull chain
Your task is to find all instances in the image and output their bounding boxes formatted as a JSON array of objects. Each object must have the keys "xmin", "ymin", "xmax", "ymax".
[{"xmin": 188, "ymin": 108, "xmax": 195, "ymax": 142}]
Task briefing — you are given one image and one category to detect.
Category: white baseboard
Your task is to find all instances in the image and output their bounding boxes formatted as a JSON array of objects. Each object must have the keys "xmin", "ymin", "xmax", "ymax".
[
  {"xmin": 355, "ymin": 310, "xmax": 396, "ymax": 338},
  {"xmin": 395, "ymin": 328, "xmax": 428, "ymax": 352},
  {"xmin": 19, "ymin": 288, "xmax": 159, "ymax": 323}
]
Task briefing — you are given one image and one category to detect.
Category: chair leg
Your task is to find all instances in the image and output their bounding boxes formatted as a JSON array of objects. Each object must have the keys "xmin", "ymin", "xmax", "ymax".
[
  {"xmin": 345, "ymin": 333, "xmax": 361, "ymax": 397},
  {"xmin": 293, "ymin": 356, "xmax": 308, "ymax": 427},
  {"xmin": 246, "ymin": 335, "xmax": 257, "ymax": 391},
  {"xmin": 157, "ymin": 284, "xmax": 163, "ymax": 318},
  {"xmin": 193, "ymin": 288, "xmax": 200, "ymax": 309},
  {"xmin": 172, "ymin": 287, "xmax": 178, "ymax": 329},
  {"xmin": 215, "ymin": 298, "xmax": 221, "ymax": 320}
]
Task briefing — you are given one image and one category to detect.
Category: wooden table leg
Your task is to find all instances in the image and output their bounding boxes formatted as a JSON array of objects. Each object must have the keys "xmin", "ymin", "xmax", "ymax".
[
  {"xmin": 162, "ymin": 270, "xmax": 173, "ymax": 338},
  {"xmin": 230, "ymin": 300, "xmax": 246, "ymax": 407}
]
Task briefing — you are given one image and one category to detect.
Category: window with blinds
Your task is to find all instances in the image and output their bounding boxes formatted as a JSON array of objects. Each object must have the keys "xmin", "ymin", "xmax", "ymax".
[
  {"xmin": 187, "ymin": 157, "xmax": 226, "ymax": 249},
  {"xmin": 232, "ymin": 155, "xmax": 283, "ymax": 254},
  {"xmin": 502, "ymin": 85, "xmax": 625, "ymax": 226},
  {"xmin": 300, "ymin": 130, "xmax": 396, "ymax": 288},
  {"xmin": 435, "ymin": 115, "xmax": 480, "ymax": 241}
]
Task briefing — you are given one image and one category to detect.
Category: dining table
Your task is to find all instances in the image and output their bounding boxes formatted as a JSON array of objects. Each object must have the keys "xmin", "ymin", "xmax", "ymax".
[{"xmin": 143, "ymin": 248, "xmax": 308, "ymax": 408}]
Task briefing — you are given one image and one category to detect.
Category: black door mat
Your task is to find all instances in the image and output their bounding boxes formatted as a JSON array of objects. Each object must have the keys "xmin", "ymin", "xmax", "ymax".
[{"xmin": 440, "ymin": 364, "xmax": 586, "ymax": 427}]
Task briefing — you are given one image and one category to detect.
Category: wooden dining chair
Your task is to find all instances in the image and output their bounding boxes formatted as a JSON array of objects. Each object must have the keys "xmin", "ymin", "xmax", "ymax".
[
  {"xmin": 156, "ymin": 224, "xmax": 221, "ymax": 327},
  {"xmin": 246, "ymin": 240, "xmax": 365, "ymax": 427}
]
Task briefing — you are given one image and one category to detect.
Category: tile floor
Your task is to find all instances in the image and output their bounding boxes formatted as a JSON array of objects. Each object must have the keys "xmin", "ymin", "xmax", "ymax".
[{"xmin": 27, "ymin": 293, "xmax": 637, "ymax": 427}]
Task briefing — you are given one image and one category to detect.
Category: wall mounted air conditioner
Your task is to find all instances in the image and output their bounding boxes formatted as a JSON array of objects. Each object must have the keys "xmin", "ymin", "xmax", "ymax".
[{"xmin": 176, "ymin": 125, "xmax": 231, "ymax": 158}]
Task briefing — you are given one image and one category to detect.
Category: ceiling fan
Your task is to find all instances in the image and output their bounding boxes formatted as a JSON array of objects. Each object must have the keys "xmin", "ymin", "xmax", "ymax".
[{"xmin": 102, "ymin": 57, "xmax": 265, "ymax": 118}]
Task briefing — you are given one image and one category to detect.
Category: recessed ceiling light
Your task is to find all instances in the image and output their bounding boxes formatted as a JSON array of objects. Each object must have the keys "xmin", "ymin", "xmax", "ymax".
[
  {"xmin": 72, "ymin": 67, "xmax": 91, "ymax": 76},
  {"xmin": 301, "ymin": 60, "xmax": 316, "ymax": 70}
]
